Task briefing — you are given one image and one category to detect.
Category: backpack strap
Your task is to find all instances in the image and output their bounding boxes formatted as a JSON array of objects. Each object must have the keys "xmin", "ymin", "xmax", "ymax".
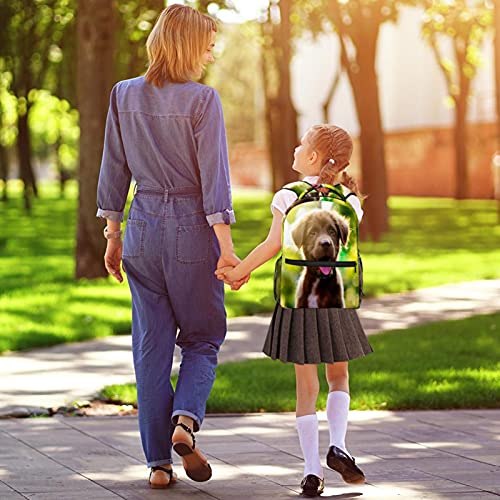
[
  {"xmin": 282, "ymin": 181, "xmax": 348, "ymax": 201},
  {"xmin": 283, "ymin": 181, "xmax": 350, "ymax": 204},
  {"xmin": 282, "ymin": 181, "xmax": 315, "ymax": 198}
]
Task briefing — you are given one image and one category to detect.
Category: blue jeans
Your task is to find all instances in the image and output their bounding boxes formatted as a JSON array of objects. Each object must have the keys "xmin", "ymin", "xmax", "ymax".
[{"xmin": 122, "ymin": 186, "xmax": 226, "ymax": 467}]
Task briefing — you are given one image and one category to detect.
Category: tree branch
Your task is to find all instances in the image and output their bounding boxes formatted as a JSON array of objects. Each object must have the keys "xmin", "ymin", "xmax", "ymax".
[{"xmin": 429, "ymin": 34, "xmax": 455, "ymax": 95}]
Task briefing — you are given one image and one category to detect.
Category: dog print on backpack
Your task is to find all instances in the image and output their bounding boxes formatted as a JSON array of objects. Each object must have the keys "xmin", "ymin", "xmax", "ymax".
[{"xmin": 274, "ymin": 181, "xmax": 362, "ymax": 309}]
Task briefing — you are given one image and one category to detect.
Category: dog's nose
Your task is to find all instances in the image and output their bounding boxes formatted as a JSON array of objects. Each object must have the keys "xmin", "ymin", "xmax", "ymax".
[{"xmin": 320, "ymin": 240, "xmax": 332, "ymax": 248}]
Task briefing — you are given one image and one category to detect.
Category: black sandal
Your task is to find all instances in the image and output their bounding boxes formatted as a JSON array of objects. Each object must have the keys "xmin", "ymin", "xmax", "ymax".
[
  {"xmin": 172, "ymin": 422, "xmax": 212, "ymax": 482},
  {"xmin": 149, "ymin": 465, "xmax": 176, "ymax": 489}
]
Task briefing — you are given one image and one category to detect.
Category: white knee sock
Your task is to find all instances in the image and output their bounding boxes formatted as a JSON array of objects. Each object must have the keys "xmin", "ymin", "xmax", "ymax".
[
  {"xmin": 296, "ymin": 414, "xmax": 323, "ymax": 479},
  {"xmin": 326, "ymin": 391, "xmax": 350, "ymax": 454}
]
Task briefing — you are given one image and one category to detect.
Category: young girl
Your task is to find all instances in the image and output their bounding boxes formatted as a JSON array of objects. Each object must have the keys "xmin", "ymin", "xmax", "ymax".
[{"xmin": 216, "ymin": 124, "xmax": 373, "ymax": 497}]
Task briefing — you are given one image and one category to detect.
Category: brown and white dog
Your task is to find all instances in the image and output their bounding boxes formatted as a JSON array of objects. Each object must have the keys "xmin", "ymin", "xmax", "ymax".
[{"xmin": 291, "ymin": 209, "xmax": 350, "ymax": 308}]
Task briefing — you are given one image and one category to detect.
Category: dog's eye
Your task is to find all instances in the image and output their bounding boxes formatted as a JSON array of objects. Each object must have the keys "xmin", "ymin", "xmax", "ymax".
[
  {"xmin": 309, "ymin": 231, "xmax": 317, "ymax": 237},
  {"xmin": 329, "ymin": 229, "xmax": 336, "ymax": 235}
]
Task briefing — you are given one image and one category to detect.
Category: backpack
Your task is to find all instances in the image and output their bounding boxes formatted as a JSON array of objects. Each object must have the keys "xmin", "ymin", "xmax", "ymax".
[{"xmin": 274, "ymin": 181, "xmax": 363, "ymax": 309}]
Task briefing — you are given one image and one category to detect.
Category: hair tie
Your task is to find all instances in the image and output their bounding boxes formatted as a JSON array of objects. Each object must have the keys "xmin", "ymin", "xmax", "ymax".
[{"xmin": 329, "ymin": 158, "xmax": 335, "ymax": 165}]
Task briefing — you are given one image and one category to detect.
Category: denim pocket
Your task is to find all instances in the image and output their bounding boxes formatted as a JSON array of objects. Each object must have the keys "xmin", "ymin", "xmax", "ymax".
[
  {"xmin": 123, "ymin": 219, "xmax": 146, "ymax": 258},
  {"xmin": 176, "ymin": 224, "xmax": 210, "ymax": 264}
]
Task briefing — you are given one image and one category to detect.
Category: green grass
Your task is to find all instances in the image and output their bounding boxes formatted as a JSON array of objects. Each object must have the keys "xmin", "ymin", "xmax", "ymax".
[
  {"xmin": 0, "ymin": 180, "xmax": 499, "ymax": 353},
  {"xmin": 99, "ymin": 313, "xmax": 500, "ymax": 411}
]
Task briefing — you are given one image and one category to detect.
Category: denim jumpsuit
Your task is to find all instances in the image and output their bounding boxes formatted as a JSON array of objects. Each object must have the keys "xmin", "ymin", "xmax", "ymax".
[{"xmin": 96, "ymin": 77, "xmax": 235, "ymax": 467}]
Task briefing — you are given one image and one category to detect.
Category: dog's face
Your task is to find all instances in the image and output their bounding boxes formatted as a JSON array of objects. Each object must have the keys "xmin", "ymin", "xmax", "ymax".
[{"xmin": 291, "ymin": 209, "xmax": 349, "ymax": 277}]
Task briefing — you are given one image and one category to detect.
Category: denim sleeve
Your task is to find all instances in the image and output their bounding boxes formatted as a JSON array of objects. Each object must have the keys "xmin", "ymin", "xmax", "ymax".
[
  {"xmin": 194, "ymin": 88, "xmax": 235, "ymax": 226},
  {"xmin": 96, "ymin": 83, "xmax": 132, "ymax": 222}
]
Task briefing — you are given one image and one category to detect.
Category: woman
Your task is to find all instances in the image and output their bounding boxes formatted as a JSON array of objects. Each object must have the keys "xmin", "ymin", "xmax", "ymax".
[{"xmin": 96, "ymin": 4, "xmax": 247, "ymax": 489}]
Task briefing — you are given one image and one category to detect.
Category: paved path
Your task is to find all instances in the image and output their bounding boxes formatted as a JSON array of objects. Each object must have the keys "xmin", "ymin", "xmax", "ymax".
[
  {"xmin": 1, "ymin": 280, "xmax": 499, "ymax": 413},
  {"xmin": 0, "ymin": 410, "xmax": 499, "ymax": 499}
]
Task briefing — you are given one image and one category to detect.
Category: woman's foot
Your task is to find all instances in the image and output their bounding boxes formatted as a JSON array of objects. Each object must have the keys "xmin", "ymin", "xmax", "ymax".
[
  {"xmin": 172, "ymin": 421, "xmax": 212, "ymax": 482},
  {"xmin": 326, "ymin": 445, "xmax": 365, "ymax": 484},
  {"xmin": 149, "ymin": 465, "xmax": 177, "ymax": 489},
  {"xmin": 300, "ymin": 474, "xmax": 325, "ymax": 497}
]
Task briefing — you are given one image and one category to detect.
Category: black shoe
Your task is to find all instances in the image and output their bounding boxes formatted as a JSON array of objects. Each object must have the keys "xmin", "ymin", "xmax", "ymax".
[
  {"xmin": 300, "ymin": 474, "xmax": 325, "ymax": 497},
  {"xmin": 326, "ymin": 445, "xmax": 365, "ymax": 484}
]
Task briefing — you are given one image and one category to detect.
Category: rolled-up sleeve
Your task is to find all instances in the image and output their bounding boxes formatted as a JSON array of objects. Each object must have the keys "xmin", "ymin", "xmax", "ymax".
[
  {"xmin": 96, "ymin": 83, "xmax": 132, "ymax": 222},
  {"xmin": 194, "ymin": 88, "xmax": 235, "ymax": 226}
]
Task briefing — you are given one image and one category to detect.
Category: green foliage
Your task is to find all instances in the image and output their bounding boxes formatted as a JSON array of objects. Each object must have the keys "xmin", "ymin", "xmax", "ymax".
[
  {"xmin": 0, "ymin": 71, "xmax": 17, "ymax": 147},
  {"xmin": 295, "ymin": 0, "xmax": 412, "ymax": 40},
  {"xmin": 28, "ymin": 90, "xmax": 79, "ymax": 171},
  {"xmin": 181, "ymin": 0, "xmax": 232, "ymax": 14},
  {"xmin": 116, "ymin": 1, "xmax": 165, "ymax": 81},
  {"xmin": 421, "ymin": 0, "xmax": 493, "ymax": 100},
  {"xmin": 0, "ymin": 182, "xmax": 499, "ymax": 353},
  {"xmin": 99, "ymin": 313, "xmax": 500, "ymax": 411},
  {"xmin": 0, "ymin": 0, "xmax": 76, "ymax": 95}
]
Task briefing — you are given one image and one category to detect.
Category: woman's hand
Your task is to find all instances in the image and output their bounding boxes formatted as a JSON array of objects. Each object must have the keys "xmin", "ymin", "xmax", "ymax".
[
  {"xmin": 217, "ymin": 252, "xmax": 241, "ymax": 272},
  {"xmin": 104, "ymin": 239, "xmax": 124, "ymax": 283}
]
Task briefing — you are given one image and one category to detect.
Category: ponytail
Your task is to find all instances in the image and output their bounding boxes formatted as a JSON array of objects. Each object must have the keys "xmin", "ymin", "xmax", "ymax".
[{"xmin": 317, "ymin": 158, "xmax": 365, "ymax": 199}]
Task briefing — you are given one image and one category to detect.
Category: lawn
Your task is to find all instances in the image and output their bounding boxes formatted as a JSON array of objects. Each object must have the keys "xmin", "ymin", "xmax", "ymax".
[
  {"xmin": 0, "ymin": 180, "xmax": 499, "ymax": 353},
  {"xmin": 99, "ymin": 312, "xmax": 500, "ymax": 411}
]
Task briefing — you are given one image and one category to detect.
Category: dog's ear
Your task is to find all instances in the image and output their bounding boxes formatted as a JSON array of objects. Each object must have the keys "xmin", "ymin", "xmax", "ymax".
[
  {"xmin": 334, "ymin": 215, "xmax": 350, "ymax": 247},
  {"xmin": 291, "ymin": 218, "xmax": 307, "ymax": 248}
]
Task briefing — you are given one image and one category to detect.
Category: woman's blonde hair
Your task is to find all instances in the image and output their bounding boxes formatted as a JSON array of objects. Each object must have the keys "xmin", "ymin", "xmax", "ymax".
[
  {"xmin": 145, "ymin": 4, "xmax": 217, "ymax": 86},
  {"xmin": 307, "ymin": 124, "xmax": 364, "ymax": 198}
]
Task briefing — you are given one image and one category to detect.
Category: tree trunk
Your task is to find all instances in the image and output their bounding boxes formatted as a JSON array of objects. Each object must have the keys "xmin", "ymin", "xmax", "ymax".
[
  {"xmin": 453, "ymin": 94, "xmax": 468, "ymax": 199},
  {"xmin": 495, "ymin": 0, "xmax": 500, "ymax": 149},
  {"xmin": 55, "ymin": 139, "xmax": 69, "ymax": 198},
  {"xmin": 17, "ymin": 108, "xmax": 38, "ymax": 212},
  {"xmin": 75, "ymin": 0, "xmax": 116, "ymax": 279},
  {"xmin": 341, "ymin": 30, "xmax": 388, "ymax": 241},
  {"xmin": 0, "ymin": 144, "xmax": 8, "ymax": 202},
  {"xmin": 322, "ymin": 54, "xmax": 344, "ymax": 123},
  {"xmin": 454, "ymin": 41, "xmax": 470, "ymax": 200},
  {"xmin": 261, "ymin": 1, "xmax": 299, "ymax": 192},
  {"xmin": 495, "ymin": 0, "xmax": 500, "ymax": 220},
  {"xmin": 273, "ymin": 0, "xmax": 298, "ymax": 191}
]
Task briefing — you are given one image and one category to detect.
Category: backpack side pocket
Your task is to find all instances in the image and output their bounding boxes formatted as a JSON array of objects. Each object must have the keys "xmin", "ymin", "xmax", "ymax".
[
  {"xmin": 274, "ymin": 255, "xmax": 282, "ymax": 303},
  {"xmin": 358, "ymin": 252, "xmax": 364, "ymax": 304}
]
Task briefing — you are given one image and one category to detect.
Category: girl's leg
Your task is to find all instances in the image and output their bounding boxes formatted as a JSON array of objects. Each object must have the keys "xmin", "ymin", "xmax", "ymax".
[
  {"xmin": 295, "ymin": 364, "xmax": 323, "ymax": 480},
  {"xmin": 325, "ymin": 361, "xmax": 350, "ymax": 453},
  {"xmin": 325, "ymin": 362, "xmax": 365, "ymax": 484}
]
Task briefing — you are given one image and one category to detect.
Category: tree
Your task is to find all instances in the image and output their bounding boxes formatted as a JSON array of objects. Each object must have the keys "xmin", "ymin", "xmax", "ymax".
[
  {"xmin": 321, "ymin": 54, "xmax": 344, "ymax": 124},
  {"xmin": 494, "ymin": 0, "xmax": 500, "ymax": 221},
  {"xmin": 299, "ymin": 0, "xmax": 417, "ymax": 240},
  {"xmin": 116, "ymin": 0, "xmax": 165, "ymax": 81},
  {"xmin": 260, "ymin": 0, "xmax": 299, "ymax": 191},
  {"xmin": 422, "ymin": 0, "xmax": 493, "ymax": 199},
  {"xmin": 75, "ymin": 0, "xmax": 117, "ymax": 279},
  {"xmin": 0, "ymin": 0, "xmax": 75, "ymax": 210},
  {"xmin": 495, "ymin": 0, "xmax": 500, "ymax": 148},
  {"xmin": 0, "ymin": 70, "xmax": 17, "ymax": 202}
]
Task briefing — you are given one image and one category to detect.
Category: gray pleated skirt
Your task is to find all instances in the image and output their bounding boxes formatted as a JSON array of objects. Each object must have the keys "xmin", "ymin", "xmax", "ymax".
[{"xmin": 263, "ymin": 304, "xmax": 373, "ymax": 364}]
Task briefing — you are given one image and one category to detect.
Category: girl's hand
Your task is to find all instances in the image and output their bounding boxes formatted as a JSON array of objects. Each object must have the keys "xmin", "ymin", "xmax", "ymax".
[
  {"xmin": 230, "ymin": 274, "xmax": 250, "ymax": 291},
  {"xmin": 104, "ymin": 239, "xmax": 124, "ymax": 283},
  {"xmin": 223, "ymin": 267, "xmax": 240, "ymax": 283},
  {"xmin": 215, "ymin": 265, "xmax": 250, "ymax": 290}
]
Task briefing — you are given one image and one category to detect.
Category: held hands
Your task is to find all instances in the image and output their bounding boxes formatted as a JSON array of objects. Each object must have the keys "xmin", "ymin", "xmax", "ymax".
[
  {"xmin": 104, "ymin": 240, "xmax": 249, "ymax": 289},
  {"xmin": 104, "ymin": 239, "xmax": 124, "ymax": 283},
  {"xmin": 216, "ymin": 253, "xmax": 250, "ymax": 291}
]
